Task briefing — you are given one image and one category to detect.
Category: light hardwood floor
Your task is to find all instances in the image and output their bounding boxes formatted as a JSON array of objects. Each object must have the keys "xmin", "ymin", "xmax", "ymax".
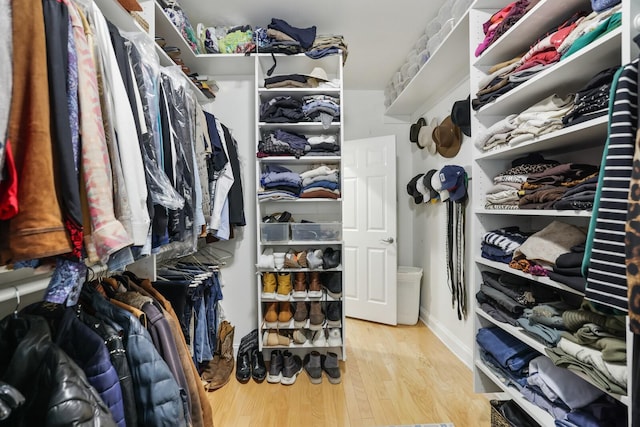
[{"xmin": 208, "ymin": 318, "xmax": 491, "ymax": 427}]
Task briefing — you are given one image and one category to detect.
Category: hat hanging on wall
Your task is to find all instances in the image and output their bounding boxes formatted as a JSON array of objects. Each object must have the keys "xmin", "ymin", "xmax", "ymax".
[
  {"xmin": 423, "ymin": 169, "xmax": 439, "ymax": 202},
  {"xmin": 433, "ymin": 116, "xmax": 462, "ymax": 158},
  {"xmin": 117, "ymin": 0, "xmax": 143, "ymax": 11},
  {"xmin": 410, "ymin": 118, "xmax": 427, "ymax": 143},
  {"xmin": 417, "ymin": 118, "xmax": 438, "ymax": 154},
  {"xmin": 431, "ymin": 168, "xmax": 449, "ymax": 201},
  {"xmin": 406, "ymin": 173, "xmax": 425, "ymax": 204},
  {"xmin": 451, "ymin": 95, "xmax": 471, "ymax": 137},
  {"xmin": 439, "ymin": 165, "xmax": 468, "ymax": 202}
]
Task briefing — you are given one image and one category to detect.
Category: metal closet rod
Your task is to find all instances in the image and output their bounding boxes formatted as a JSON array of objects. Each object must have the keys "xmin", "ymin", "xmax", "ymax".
[{"xmin": 0, "ymin": 277, "xmax": 50, "ymax": 305}]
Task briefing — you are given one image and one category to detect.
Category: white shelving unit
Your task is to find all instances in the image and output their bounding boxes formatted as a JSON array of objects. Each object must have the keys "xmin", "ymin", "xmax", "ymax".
[
  {"xmin": 385, "ymin": 10, "xmax": 471, "ymax": 119},
  {"xmin": 254, "ymin": 53, "xmax": 346, "ymax": 361},
  {"xmin": 470, "ymin": 1, "xmax": 634, "ymax": 425}
]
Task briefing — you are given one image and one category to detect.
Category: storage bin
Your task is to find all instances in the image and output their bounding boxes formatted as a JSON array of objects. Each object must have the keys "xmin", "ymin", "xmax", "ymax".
[
  {"xmin": 260, "ymin": 223, "xmax": 289, "ymax": 242},
  {"xmin": 397, "ymin": 266, "xmax": 422, "ymax": 325},
  {"xmin": 490, "ymin": 400, "xmax": 540, "ymax": 427},
  {"xmin": 290, "ymin": 222, "xmax": 342, "ymax": 241}
]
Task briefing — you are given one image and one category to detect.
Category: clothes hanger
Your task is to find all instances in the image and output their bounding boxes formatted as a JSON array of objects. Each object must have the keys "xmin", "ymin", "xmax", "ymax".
[{"xmin": 12, "ymin": 287, "xmax": 19, "ymax": 319}]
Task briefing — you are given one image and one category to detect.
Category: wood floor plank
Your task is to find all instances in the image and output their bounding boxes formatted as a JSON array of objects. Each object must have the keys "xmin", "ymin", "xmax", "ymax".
[{"xmin": 208, "ymin": 318, "xmax": 491, "ymax": 427}]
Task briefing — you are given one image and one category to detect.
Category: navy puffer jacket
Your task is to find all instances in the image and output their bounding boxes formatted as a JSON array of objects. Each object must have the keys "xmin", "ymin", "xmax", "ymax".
[{"xmin": 87, "ymin": 288, "xmax": 188, "ymax": 427}]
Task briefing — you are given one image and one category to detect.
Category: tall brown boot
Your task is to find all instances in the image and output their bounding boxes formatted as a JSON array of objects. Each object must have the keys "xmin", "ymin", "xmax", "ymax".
[{"xmin": 201, "ymin": 320, "xmax": 235, "ymax": 391}]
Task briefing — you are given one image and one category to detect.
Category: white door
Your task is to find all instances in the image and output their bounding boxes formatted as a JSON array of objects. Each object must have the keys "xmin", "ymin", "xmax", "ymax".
[{"xmin": 342, "ymin": 135, "xmax": 397, "ymax": 325}]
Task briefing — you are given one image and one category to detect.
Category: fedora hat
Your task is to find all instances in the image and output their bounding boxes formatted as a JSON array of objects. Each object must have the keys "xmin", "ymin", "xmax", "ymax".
[
  {"xmin": 451, "ymin": 95, "xmax": 471, "ymax": 137},
  {"xmin": 305, "ymin": 67, "xmax": 329, "ymax": 82},
  {"xmin": 433, "ymin": 116, "xmax": 462, "ymax": 158},
  {"xmin": 418, "ymin": 118, "xmax": 438, "ymax": 154},
  {"xmin": 117, "ymin": 0, "xmax": 142, "ymax": 11},
  {"xmin": 410, "ymin": 117, "xmax": 426, "ymax": 143}
]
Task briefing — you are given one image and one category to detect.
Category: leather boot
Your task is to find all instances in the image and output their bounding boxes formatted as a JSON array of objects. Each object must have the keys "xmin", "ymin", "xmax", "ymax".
[
  {"xmin": 276, "ymin": 272, "xmax": 292, "ymax": 301},
  {"xmin": 278, "ymin": 301, "xmax": 293, "ymax": 327},
  {"xmin": 261, "ymin": 272, "xmax": 277, "ymax": 298},
  {"xmin": 292, "ymin": 272, "xmax": 307, "ymax": 298},
  {"xmin": 293, "ymin": 301, "xmax": 308, "ymax": 327},
  {"xmin": 309, "ymin": 301, "xmax": 324, "ymax": 330},
  {"xmin": 201, "ymin": 320, "xmax": 235, "ymax": 391},
  {"xmin": 264, "ymin": 302, "xmax": 278, "ymax": 328},
  {"xmin": 308, "ymin": 272, "xmax": 322, "ymax": 297}
]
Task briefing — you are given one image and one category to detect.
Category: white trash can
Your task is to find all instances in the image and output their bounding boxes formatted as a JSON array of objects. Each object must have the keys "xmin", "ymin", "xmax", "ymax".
[{"xmin": 397, "ymin": 266, "xmax": 423, "ymax": 325}]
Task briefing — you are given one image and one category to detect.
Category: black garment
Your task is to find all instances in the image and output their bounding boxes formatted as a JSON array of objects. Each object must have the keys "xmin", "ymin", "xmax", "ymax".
[
  {"xmin": 107, "ymin": 20, "xmax": 142, "ymax": 141},
  {"xmin": 472, "ymin": 80, "xmax": 522, "ymax": 110},
  {"xmin": 264, "ymin": 74, "xmax": 308, "ymax": 86},
  {"xmin": 268, "ymin": 18, "xmax": 316, "ymax": 49},
  {"xmin": 563, "ymin": 66, "xmax": 619, "ymax": 126},
  {"xmin": 159, "ymin": 73, "xmax": 195, "ymax": 242},
  {"xmin": 260, "ymin": 96, "xmax": 305, "ymax": 122},
  {"xmin": 80, "ymin": 311, "xmax": 138, "ymax": 427},
  {"xmin": 42, "ymin": 0, "xmax": 83, "ymax": 253},
  {"xmin": 0, "ymin": 315, "xmax": 115, "ymax": 426},
  {"xmin": 221, "ymin": 124, "xmax": 246, "ymax": 226},
  {"xmin": 586, "ymin": 62, "xmax": 637, "ymax": 311}
]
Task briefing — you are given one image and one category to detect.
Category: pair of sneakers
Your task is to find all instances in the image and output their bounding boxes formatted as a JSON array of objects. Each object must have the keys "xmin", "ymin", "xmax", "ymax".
[
  {"xmin": 267, "ymin": 350, "xmax": 303, "ymax": 385},
  {"xmin": 303, "ymin": 351, "xmax": 341, "ymax": 384},
  {"xmin": 294, "ymin": 328, "xmax": 341, "ymax": 347}
]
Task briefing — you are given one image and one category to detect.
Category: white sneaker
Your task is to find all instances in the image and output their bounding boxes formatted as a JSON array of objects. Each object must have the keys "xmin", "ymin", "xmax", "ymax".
[
  {"xmin": 311, "ymin": 329, "xmax": 326, "ymax": 346},
  {"xmin": 327, "ymin": 328, "xmax": 342, "ymax": 347}
]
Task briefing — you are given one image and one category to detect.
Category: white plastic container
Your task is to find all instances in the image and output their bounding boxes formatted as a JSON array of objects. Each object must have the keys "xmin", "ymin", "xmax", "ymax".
[{"xmin": 397, "ymin": 266, "xmax": 423, "ymax": 325}]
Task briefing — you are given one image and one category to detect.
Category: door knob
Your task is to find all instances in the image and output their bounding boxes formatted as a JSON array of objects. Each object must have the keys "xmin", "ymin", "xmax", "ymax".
[{"xmin": 380, "ymin": 237, "xmax": 394, "ymax": 244}]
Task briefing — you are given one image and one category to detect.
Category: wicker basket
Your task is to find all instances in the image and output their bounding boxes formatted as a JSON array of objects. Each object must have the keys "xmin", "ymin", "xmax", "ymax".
[{"xmin": 490, "ymin": 400, "xmax": 512, "ymax": 427}]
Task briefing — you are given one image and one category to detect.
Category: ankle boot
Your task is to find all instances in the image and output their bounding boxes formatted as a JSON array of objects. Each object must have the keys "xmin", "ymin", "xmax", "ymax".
[
  {"xmin": 309, "ymin": 301, "xmax": 324, "ymax": 330},
  {"xmin": 293, "ymin": 301, "xmax": 308, "ymax": 327},
  {"xmin": 276, "ymin": 272, "xmax": 292, "ymax": 301},
  {"xmin": 278, "ymin": 301, "xmax": 293, "ymax": 327},
  {"xmin": 308, "ymin": 272, "xmax": 322, "ymax": 298},
  {"xmin": 261, "ymin": 272, "xmax": 277, "ymax": 298},
  {"xmin": 292, "ymin": 272, "xmax": 307, "ymax": 298},
  {"xmin": 264, "ymin": 302, "xmax": 278, "ymax": 328}
]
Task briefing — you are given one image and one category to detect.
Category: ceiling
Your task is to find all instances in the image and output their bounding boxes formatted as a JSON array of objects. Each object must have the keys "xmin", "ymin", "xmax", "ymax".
[{"xmin": 178, "ymin": 0, "xmax": 447, "ymax": 90}]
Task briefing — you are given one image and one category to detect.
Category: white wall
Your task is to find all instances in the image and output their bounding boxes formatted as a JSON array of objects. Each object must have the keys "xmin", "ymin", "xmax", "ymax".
[
  {"xmin": 201, "ymin": 76, "xmax": 258, "ymax": 348},
  {"xmin": 411, "ymin": 79, "xmax": 475, "ymax": 368},
  {"xmin": 344, "ymin": 85, "xmax": 476, "ymax": 368}
]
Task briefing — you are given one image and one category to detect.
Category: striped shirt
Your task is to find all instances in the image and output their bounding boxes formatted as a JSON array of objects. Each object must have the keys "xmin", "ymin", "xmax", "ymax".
[{"xmin": 586, "ymin": 60, "xmax": 638, "ymax": 312}]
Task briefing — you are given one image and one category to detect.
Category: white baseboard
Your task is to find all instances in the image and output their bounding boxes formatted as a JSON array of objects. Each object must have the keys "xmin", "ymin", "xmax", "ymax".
[{"xmin": 419, "ymin": 307, "xmax": 473, "ymax": 369}]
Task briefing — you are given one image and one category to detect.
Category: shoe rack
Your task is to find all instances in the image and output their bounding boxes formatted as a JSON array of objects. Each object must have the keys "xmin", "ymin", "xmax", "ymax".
[{"xmin": 254, "ymin": 52, "xmax": 346, "ymax": 362}]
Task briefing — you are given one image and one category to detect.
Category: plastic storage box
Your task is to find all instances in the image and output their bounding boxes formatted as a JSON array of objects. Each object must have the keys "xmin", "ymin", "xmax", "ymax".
[
  {"xmin": 260, "ymin": 223, "xmax": 289, "ymax": 242},
  {"xmin": 290, "ymin": 222, "xmax": 342, "ymax": 241},
  {"xmin": 397, "ymin": 266, "xmax": 423, "ymax": 325}
]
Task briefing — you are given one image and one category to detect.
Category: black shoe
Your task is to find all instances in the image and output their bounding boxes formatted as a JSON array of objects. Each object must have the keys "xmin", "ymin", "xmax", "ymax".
[
  {"xmin": 326, "ymin": 301, "xmax": 341, "ymax": 327},
  {"xmin": 235, "ymin": 351, "xmax": 251, "ymax": 383},
  {"xmin": 321, "ymin": 272, "xmax": 342, "ymax": 297},
  {"xmin": 321, "ymin": 352, "xmax": 341, "ymax": 384},
  {"xmin": 303, "ymin": 351, "xmax": 322, "ymax": 384},
  {"xmin": 281, "ymin": 351, "xmax": 303, "ymax": 385},
  {"xmin": 267, "ymin": 350, "xmax": 283, "ymax": 383},
  {"xmin": 251, "ymin": 349, "xmax": 267, "ymax": 383},
  {"xmin": 322, "ymin": 248, "xmax": 341, "ymax": 269}
]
